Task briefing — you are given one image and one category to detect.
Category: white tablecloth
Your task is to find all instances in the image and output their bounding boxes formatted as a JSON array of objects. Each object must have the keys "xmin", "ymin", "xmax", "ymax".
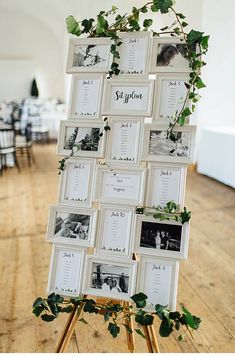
[{"xmin": 197, "ymin": 127, "xmax": 235, "ymax": 188}]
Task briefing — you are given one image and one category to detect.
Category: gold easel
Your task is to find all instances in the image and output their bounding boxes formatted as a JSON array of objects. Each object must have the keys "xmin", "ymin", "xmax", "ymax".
[{"xmin": 55, "ymin": 296, "xmax": 160, "ymax": 353}]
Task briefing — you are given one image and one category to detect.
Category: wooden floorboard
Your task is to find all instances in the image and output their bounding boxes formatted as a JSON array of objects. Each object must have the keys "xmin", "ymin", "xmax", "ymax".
[{"xmin": 0, "ymin": 143, "xmax": 234, "ymax": 353}]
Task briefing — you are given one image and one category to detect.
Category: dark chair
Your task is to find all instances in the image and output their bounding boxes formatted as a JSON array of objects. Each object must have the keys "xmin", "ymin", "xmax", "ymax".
[
  {"xmin": 0, "ymin": 128, "xmax": 20, "ymax": 173},
  {"xmin": 15, "ymin": 123, "xmax": 35, "ymax": 166}
]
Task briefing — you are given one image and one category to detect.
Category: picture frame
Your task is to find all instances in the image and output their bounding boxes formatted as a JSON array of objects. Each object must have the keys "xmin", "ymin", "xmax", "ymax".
[
  {"xmin": 57, "ymin": 120, "xmax": 106, "ymax": 158},
  {"xmin": 66, "ymin": 37, "xmax": 111, "ymax": 73},
  {"xmin": 46, "ymin": 205, "xmax": 98, "ymax": 247},
  {"xmin": 153, "ymin": 73, "xmax": 190, "ymax": 122},
  {"xmin": 145, "ymin": 162, "xmax": 187, "ymax": 208},
  {"xmin": 142, "ymin": 124, "xmax": 196, "ymax": 164},
  {"xmin": 149, "ymin": 37, "xmax": 191, "ymax": 73},
  {"xmin": 94, "ymin": 165, "xmax": 146, "ymax": 206},
  {"xmin": 47, "ymin": 244, "xmax": 85, "ymax": 298},
  {"xmin": 136, "ymin": 255, "xmax": 179, "ymax": 311},
  {"xmin": 68, "ymin": 74, "xmax": 104, "ymax": 119},
  {"xmin": 105, "ymin": 116, "xmax": 143, "ymax": 165},
  {"xmin": 101, "ymin": 79, "xmax": 154, "ymax": 117},
  {"xmin": 58, "ymin": 157, "xmax": 96, "ymax": 207},
  {"xmin": 83, "ymin": 255, "xmax": 138, "ymax": 301},
  {"xmin": 95, "ymin": 204, "xmax": 135, "ymax": 258},
  {"xmin": 116, "ymin": 31, "xmax": 152, "ymax": 78},
  {"xmin": 134, "ymin": 214, "xmax": 190, "ymax": 260}
]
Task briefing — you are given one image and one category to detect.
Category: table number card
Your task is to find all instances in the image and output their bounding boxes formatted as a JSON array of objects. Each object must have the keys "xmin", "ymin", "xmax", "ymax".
[
  {"xmin": 146, "ymin": 163, "xmax": 187, "ymax": 207},
  {"xmin": 117, "ymin": 32, "xmax": 151, "ymax": 77},
  {"xmin": 137, "ymin": 256, "xmax": 179, "ymax": 311},
  {"xmin": 95, "ymin": 166, "xmax": 146, "ymax": 205},
  {"xmin": 153, "ymin": 74, "xmax": 189, "ymax": 122},
  {"xmin": 96, "ymin": 205, "xmax": 134, "ymax": 257},
  {"xmin": 106, "ymin": 117, "xmax": 143, "ymax": 165},
  {"xmin": 69, "ymin": 74, "xmax": 103, "ymax": 119},
  {"xmin": 102, "ymin": 79, "xmax": 154, "ymax": 116},
  {"xmin": 58, "ymin": 158, "xmax": 95, "ymax": 207},
  {"xmin": 47, "ymin": 245, "xmax": 85, "ymax": 297}
]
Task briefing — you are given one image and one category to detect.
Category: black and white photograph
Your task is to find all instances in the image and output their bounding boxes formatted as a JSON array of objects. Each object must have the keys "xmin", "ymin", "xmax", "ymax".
[
  {"xmin": 140, "ymin": 221, "xmax": 182, "ymax": 252},
  {"xmin": 134, "ymin": 215, "xmax": 189, "ymax": 259},
  {"xmin": 91, "ymin": 263, "xmax": 130, "ymax": 294},
  {"xmin": 148, "ymin": 130, "xmax": 190, "ymax": 158},
  {"xmin": 54, "ymin": 212, "xmax": 90, "ymax": 240},
  {"xmin": 156, "ymin": 43, "xmax": 188, "ymax": 68},
  {"xmin": 64, "ymin": 126, "xmax": 100, "ymax": 152}
]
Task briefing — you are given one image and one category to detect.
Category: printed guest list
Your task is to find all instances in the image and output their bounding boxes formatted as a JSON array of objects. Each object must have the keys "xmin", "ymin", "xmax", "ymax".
[
  {"xmin": 100, "ymin": 172, "xmax": 141, "ymax": 202},
  {"xmin": 159, "ymin": 79, "xmax": 187, "ymax": 119},
  {"xmin": 54, "ymin": 250, "xmax": 82, "ymax": 294},
  {"xmin": 150, "ymin": 167, "xmax": 182, "ymax": 206},
  {"xmin": 111, "ymin": 122, "xmax": 139, "ymax": 162},
  {"xmin": 119, "ymin": 37, "xmax": 148, "ymax": 75},
  {"xmin": 101, "ymin": 210, "xmax": 130, "ymax": 253},
  {"xmin": 144, "ymin": 261, "xmax": 172, "ymax": 307},
  {"xmin": 65, "ymin": 163, "xmax": 91, "ymax": 202},
  {"xmin": 75, "ymin": 78, "xmax": 101, "ymax": 117}
]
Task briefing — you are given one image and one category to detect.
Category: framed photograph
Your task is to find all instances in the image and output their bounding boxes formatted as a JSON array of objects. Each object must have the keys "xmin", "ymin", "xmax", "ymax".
[
  {"xmin": 150, "ymin": 37, "xmax": 190, "ymax": 73},
  {"xmin": 102, "ymin": 79, "xmax": 154, "ymax": 117},
  {"xmin": 83, "ymin": 255, "xmax": 138, "ymax": 301},
  {"xmin": 105, "ymin": 116, "xmax": 143, "ymax": 165},
  {"xmin": 66, "ymin": 37, "xmax": 111, "ymax": 73},
  {"xmin": 146, "ymin": 162, "xmax": 187, "ymax": 208},
  {"xmin": 46, "ymin": 205, "xmax": 98, "ymax": 247},
  {"xmin": 68, "ymin": 74, "xmax": 104, "ymax": 119},
  {"xmin": 134, "ymin": 214, "xmax": 190, "ymax": 260},
  {"xmin": 117, "ymin": 31, "xmax": 151, "ymax": 78},
  {"xmin": 153, "ymin": 73, "xmax": 190, "ymax": 122},
  {"xmin": 47, "ymin": 244, "xmax": 85, "ymax": 297},
  {"xmin": 94, "ymin": 165, "xmax": 146, "ymax": 205},
  {"xmin": 95, "ymin": 204, "xmax": 135, "ymax": 258},
  {"xmin": 58, "ymin": 158, "xmax": 96, "ymax": 207},
  {"xmin": 57, "ymin": 120, "xmax": 105, "ymax": 158},
  {"xmin": 142, "ymin": 124, "xmax": 196, "ymax": 164},
  {"xmin": 136, "ymin": 255, "xmax": 179, "ymax": 311}
]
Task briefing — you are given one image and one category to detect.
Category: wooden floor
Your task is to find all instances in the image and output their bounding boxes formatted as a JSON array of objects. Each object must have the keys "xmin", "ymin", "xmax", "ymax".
[{"xmin": 0, "ymin": 143, "xmax": 234, "ymax": 353}]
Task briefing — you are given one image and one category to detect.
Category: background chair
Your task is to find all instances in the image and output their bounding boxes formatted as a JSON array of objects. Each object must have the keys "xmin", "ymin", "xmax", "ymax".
[
  {"xmin": 0, "ymin": 128, "xmax": 20, "ymax": 173},
  {"xmin": 15, "ymin": 123, "xmax": 35, "ymax": 167}
]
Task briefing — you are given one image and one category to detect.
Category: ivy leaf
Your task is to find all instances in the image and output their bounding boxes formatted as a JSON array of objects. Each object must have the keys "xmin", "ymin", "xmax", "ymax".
[
  {"xmin": 33, "ymin": 297, "xmax": 45, "ymax": 309},
  {"xmin": 155, "ymin": 304, "xmax": 168, "ymax": 320},
  {"xmin": 33, "ymin": 305, "xmax": 45, "ymax": 317},
  {"xmin": 195, "ymin": 77, "xmax": 206, "ymax": 89},
  {"xmin": 143, "ymin": 19, "xmax": 153, "ymax": 28},
  {"xmin": 104, "ymin": 311, "xmax": 110, "ymax": 322},
  {"xmin": 159, "ymin": 317, "xmax": 174, "ymax": 337},
  {"xmin": 151, "ymin": 4, "xmax": 159, "ymax": 12},
  {"xmin": 180, "ymin": 208, "xmax": 191, "ymax": 224},
  {"xmin": 131, "ymin": 292, "xmax": 147, "ymax": 308},
  {"xmin": 123, "ymin": 324, "xmax": 132, "ymax": 334},
  {"xmin": 182, "ymin": 21, "xmax": 188, "ymax": 27},
  {"xmin": 187, "ymin": 30, "xmax": 204, "ymax": 47},
  {"xmin": 59, "ymin": 305, "xmax": 74, "ymax": 313},
  {"xmin": 66, "ymin": 16, "xmax": 81, "ymax": 36},
  {"xmin": 135, "ymin": 310, "xmax": 154, "ymax": 326},
  {"xmin": 79, "ymin": 317, "xmax": 88, "ymax": 325},
  {"xmin": 108, "ymin": 322, "xmax": 120, "ymax": 338},
  {"xmin": 41, "ymin": 314, "xmax": 56, "ymax": 322},
  {"xmin": 81, "ymin": 18, "xmax": 95, "ymax": 33},
  {"xmin": 176, "ymin": 13, "xmax": 186, "ymax": 19},
  {"xmin": 140, "ymin": 5, "xmax": 148, "ymax": 13},
  {"xmin": 178, "ymin": 334, "xmax": 184, "ymax": 341},
  {"xmin": 169, "ymin": 311, "xmax": 181, "ymax": 320},
  {"xmin": 181, "ymin": 306, "xmax": 201, "ymax": 330},
  {"xmin": 135, "ymin": 328, "xmax": 146, "ymax": 339},
  {"xmin": 96, "ymin": 15, "xmax": 108, "ymax": 35},
  {"xmin": 201, "ymin": 35, "xmax": 210, "ymax": 50},
  {"xmin": 155, "ymin": 0, "xmax": 174, "ymax": 14},
  {"xmin": 128, "ymin": 19, "xmax": 140, "ymax": 31},
  {"xmin": 83, "ymin": 299, "xmax": 99, "ymax": 314}
]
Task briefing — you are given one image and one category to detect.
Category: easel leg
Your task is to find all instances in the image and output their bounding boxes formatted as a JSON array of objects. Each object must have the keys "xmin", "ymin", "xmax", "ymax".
[
  {"xmin": 55, "ymin": 304, "xmax": 83, "ymax": 353},
  {"xmin": 123, "ymin": 302, "xmax": 135, "ymax": 353},
  {"xmin": 143, "ymin": 325, "xmax": 160, "ymax": 353}
]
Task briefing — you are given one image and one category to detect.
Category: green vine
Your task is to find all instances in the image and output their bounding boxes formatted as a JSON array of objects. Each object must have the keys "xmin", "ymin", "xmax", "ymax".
[
  {"xmin": 136, "ymin": 200, "xmax": 191, "ymax": 224},
  {"xmin": 33, "ymin": 292, "xmax": 201, "ymax": 341},
  {"xmin": 66, "ymin": 0, "xmax": 209, "ymax": 139}
]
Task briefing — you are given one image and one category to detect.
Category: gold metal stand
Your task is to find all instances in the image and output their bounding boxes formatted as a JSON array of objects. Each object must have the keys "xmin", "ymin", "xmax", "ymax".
[{"xmin": 55, "ymin": 297, "xmax": 160, "ymax": 353}]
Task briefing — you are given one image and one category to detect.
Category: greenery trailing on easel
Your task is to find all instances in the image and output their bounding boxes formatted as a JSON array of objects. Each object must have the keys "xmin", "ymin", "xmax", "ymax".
[
  {"xmin": 33, "ymin": 292, "xmax": 201, "ymax": 340},
  {"xmin": 66, "ymin": 0, "xmax": 209, "ymax": 139}
]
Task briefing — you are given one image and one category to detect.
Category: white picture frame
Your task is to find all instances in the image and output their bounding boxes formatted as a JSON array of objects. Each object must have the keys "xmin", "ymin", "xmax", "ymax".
[
  {"xmin": 58, "ymin": 158, "xmax": 96, "ymax": 207},
  {"xmin": 68, "ymin": 74, "xmax": 104, "ymax": 119},
  {"xmin": 142, "ymin": 124, "xmax": 196, "ymax": 164},
  {"xmin": 134, "ymin": 214, "xmax": 190, "ymax": 260},
  {"xmin": 47, "ymin": 244, "xmax": 85, "ymax": 298},
  {"xmin": 83, "ymin": 255, "xmax": 138, "ymax": 301},
  {"xmin": 95, "ymin": 204, "xmax": 135, "ymax": 258},
  {"xmin": 153, "ymin": 73, "xmax": 190, "ymax": 122},
  {"xmin": 66, "ymin": 37, "xmax": 111, "ymax": 73},
  {"xmin": 46, "ymin": 205, "xmax": 98, "ymax": 247},
  {"xmin": 136, "ymin": 255, "xmax": 179, "ymax": 311},
  {"xmin": 105, "ymin": 116, "xmax": 143, "ymax": 165},
  {"xmin": 145, "ymin": 162, "xmax": 187, "ymax": 208},
  {"xmin": 149, "ymin": 37, "xmax": 191, "ymax": 73},
  {"xmin": 94, "ymin": 165, "xmax": 146, "ymax": 206},
  {"xmin": 102, "ymin": 79, "xmax": 154, "ymax": 117},
  {"xmin": 117, "ymin": 31, "xmax": 152, "ymax": 78},
  {"xmin": 57, "ymin": 120, "xmax": 106, "ymax": 158}
]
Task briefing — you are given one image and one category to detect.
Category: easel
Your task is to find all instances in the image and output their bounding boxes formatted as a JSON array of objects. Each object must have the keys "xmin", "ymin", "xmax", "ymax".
[{"xmin": 55, "ymin": 296, "xmax": 160, "ymax": 353}]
